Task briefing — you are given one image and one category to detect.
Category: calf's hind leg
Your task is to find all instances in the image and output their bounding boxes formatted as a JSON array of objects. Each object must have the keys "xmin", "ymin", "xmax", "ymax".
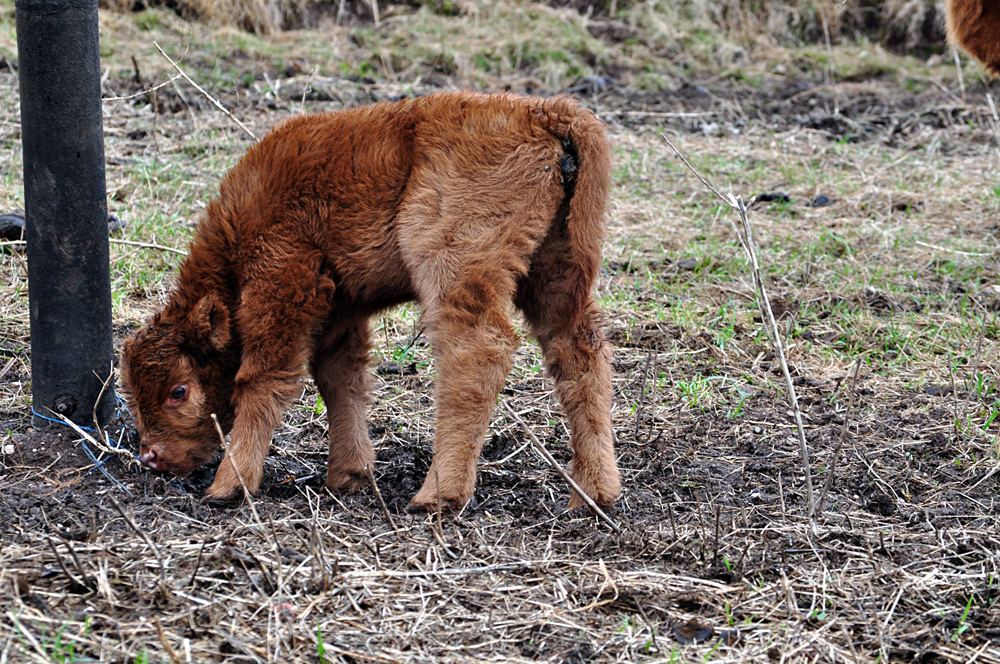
[
  {"xmin": 311, "ymin": 318, "xmax": 376, "ymax": 492},
  {"xmin": 517, "ymin": 246, "xmax": 620, "ymax": 509},
  {"xmin": 408, "ymin": 271, "xmax": 520, "ymax": 512},
  {"xmin": 401, "ymin": 133, "xmax": 566, "ymax": 511}
]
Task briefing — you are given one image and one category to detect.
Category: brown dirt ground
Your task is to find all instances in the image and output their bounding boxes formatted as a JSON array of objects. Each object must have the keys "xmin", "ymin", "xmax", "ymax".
[{"xmin": 1, "ymin": 23, "xmax": 999, "ymax": 664}]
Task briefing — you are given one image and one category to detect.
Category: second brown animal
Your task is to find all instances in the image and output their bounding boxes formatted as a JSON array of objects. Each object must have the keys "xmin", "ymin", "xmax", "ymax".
[
  {"xmin": 121, "ymin": 91, "xmax": 622, "ymax": 513},
  {"xmin": 946, "ymin": 0, "xmax": 1000, "ymax": 75}
]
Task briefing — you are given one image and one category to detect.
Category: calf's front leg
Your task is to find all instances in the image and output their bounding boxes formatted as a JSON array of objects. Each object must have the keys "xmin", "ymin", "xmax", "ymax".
[
  {"xmin": 204, "ymin": 369, "xmax": 305, "ymax": 501},
  {"xmin": 204, "ymin": 256, "xmax": 332, "ymax": 502}
]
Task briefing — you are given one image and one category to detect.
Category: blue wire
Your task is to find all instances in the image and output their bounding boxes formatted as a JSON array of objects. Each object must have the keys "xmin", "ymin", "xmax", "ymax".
[
  {"xmin": 32, "ymin": 396, "xmax": 190, "ymax": 495},
  {"xmin": 114, "ymin": 392, "xmax": 132, "ymax": 417},
  {"xmin": 79, "ymin": 440, "xmax": 130, "ymax": 493},
  {"xmin": 30, "ymin": 406, "xmax": 134, "ymax": 494},
  {"xmin": 31, "ymin": 408, "xmax": 94, "ymax": 430}
]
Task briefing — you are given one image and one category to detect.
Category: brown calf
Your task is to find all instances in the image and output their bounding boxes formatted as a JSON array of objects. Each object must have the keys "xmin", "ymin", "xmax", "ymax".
[
  {"xmin": 121, "ymin": 91, "xmax": 621, "ymax": 512},
  {"xmin": 946, "ymin": 0, "xmax": 1000, "ymax": 75}
]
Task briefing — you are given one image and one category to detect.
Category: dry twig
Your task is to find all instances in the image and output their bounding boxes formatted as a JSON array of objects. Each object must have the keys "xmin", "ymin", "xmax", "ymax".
[
  {"xmin": 817, "ymin": 359, "xmax": 861, "ymax": 515},
  {"xmin": 103, "ymin": 74, "xmax": 183, "ymax": 102},
  {"xmin": 365, "ymin": 464, "xmax": 399, "ymax": 535},
  {"xmin": 661, "ymin": 134, "xmax": 817, "ymax": 524},
  {"xmin": 153, "ymin": 42, "xmax": 258, "ymax": 142},
  {"xmin": 108, "ymin": 494, "xmax": 169, "ymax": 593},
  {"xmin": 501, "ymin": 402, "xmax": 621, "ymax": 534},
  {"xmin": 211, "ymin": 413, "xmax": 264, "ymax": 526},
  {"xmin": 110, "ymin": 237, "xmax": 188, "ymax": 256}
]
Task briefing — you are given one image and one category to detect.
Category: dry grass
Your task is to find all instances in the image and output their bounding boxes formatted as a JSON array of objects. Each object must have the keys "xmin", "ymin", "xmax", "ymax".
[
  {"xmin": 4, "ymin": 492, "xmax": 996, "ymax": 662},
  {"xmin": 98, "ymin": 0, "xmax": 950, "ymax": 52},
  {"xmin": 680, "ymin": 0, "xmax": 945, "ymax": 50},
  {"xmin": 2, "ymin": 1, "xmax": 1000, "ymax": 662},
  {"xmin": 100, "ymin": 0, "xmax": 318, "ymax": 34}
]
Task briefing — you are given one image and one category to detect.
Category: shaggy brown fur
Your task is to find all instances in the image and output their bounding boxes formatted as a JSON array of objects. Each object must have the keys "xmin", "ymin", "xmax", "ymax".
[
  {"xmin": 946, "ymin": 0, "xmax": 1000, "ymax": 76},
  {"xmin": 121, "ymin": 91, "xmax": 621, "ymax": 511}
]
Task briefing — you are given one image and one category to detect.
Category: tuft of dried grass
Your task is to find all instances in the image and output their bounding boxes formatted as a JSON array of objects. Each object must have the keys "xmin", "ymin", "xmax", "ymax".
[
  {"xmin": 99, "ymin": 0, "xmax": 317, "ymax": 34},
  {"xmin": 669, "ymin": 0, "xmax": 946, "ymax": 51},
  {"xmin": 99, "ymin": 0, "xmax": 948, "ymax": 53}
]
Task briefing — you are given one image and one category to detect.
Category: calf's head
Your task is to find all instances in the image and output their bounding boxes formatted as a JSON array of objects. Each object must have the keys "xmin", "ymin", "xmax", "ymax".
[{"xmin": 121, "ymin": 294, "xmax": 236, "ymax": 476}]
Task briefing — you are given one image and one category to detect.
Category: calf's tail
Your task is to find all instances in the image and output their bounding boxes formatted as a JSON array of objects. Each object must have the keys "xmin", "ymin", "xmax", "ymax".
[{"xmin": 535, "ymin": 97, "xmax": 612, "ymax": 319}]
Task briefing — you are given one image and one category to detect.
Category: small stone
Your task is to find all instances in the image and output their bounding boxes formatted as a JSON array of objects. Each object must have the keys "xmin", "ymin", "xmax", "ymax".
[
  {"xmin": 376, "ymin": 361, "xmax": 401, "ymax": 375},
  {"xmin": 677, "ymin": 257, "xmax": 698, "ymax": 271},
  {"xmin": 3, "ymin": 444, "xmax": 13, "ymax": 455},
  {"xmin": 757, "ymin": 192, "xmax": 791, "ymax": 204}
]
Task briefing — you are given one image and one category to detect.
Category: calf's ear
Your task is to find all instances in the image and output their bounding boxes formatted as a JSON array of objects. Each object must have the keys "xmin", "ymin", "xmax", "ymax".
[{"xmin": 185, "ymin": 294, "xmax": 231, "ymax": 351}]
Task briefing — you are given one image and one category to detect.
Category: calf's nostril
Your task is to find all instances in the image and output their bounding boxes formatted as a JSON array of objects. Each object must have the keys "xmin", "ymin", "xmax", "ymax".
[{"xmin": 142, "ymin": 448, "xmax": 158, "ymax": 465}]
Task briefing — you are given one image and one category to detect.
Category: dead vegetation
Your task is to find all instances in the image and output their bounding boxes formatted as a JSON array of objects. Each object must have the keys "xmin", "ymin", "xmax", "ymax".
[
  {"xmin": 100, "ymin": 0, "xmax": 950, "ymax": 50},
  {"xmin": 1, "ymin": 0, "xmax": 999, "ymax": 662},
  {"xmin": 99, "ymin": 0, "xmax": 322, "ymax": 34}
]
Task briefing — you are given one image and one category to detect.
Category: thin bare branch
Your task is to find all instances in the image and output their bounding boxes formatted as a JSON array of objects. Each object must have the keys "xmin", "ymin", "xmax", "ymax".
[
  {"xmin": 501, "ymin": 402, "xmax": 621, "ymax": 534},
  {"xmin": 103, "ymin": 74, "xmax": 183, "ymax": 102},
  {"xmin": 663, "ymin": 138, "xmax": 817, "ymax": 525},
  {"xmin": 153, "ymin": 42, "xmax": 258, "ymax": 142},
  {"xmin": 817, "ymin": 359, "xmax": 861, "ymax": 515},
  {"xmin": 110, "ymin": 237, "xmax": 189, "ymax": 256}
]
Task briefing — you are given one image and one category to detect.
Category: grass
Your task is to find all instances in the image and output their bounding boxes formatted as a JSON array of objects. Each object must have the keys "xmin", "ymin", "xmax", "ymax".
[{"xmin": 2, "ymin": 1, "xmax": 1000, "ymax": 662}]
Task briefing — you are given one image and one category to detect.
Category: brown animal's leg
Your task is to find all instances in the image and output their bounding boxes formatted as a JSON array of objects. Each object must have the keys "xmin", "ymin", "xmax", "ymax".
[
  {"xmin": 533, "ymin": 297, "xmax": 619, "ymax": 509},
  {"xmin": 205, "ymin": 256, "xmax": 334, "ymax": 502},
  {"xmin": 517, "ymin": 242, "xmax": 620, "ymax": 510},
  {"xmin": 399, "ymin": 134, "xmax": 569, "ymax": 511},
  {"xmin": 408, "ymin": 271, "xmax": 520, "ymax": 512},
  {"xmin": 206, "ymin": 370, "xmax": 306, "ymax": 502},
  {"xmin": 311, "ymin": 318, "xmax": 375, "ymax": 492}
]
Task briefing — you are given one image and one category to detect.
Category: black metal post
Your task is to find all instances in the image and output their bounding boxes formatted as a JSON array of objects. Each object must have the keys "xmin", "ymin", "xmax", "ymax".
[{"xmin": 16, "ymin": 0, "xmax": 114, "ymax": 427}]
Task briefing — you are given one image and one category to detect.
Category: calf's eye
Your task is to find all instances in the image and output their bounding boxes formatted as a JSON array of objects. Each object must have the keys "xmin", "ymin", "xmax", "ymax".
[{"xmin": 169, "ymin": 384, "xmax": 188, "ymax": 401}]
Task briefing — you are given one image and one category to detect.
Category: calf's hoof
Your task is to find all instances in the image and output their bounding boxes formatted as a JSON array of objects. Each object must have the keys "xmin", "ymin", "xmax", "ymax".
[
  {"xmin": 406, "ymin": 492, "xmax": 469, "ymax": 514},
  {"xmin": 408, "ymin": 472, "xmax": 474, "ymax": 513},
  {"xmin": 566, "ymin": 478, "xmax": 620, "ymax": 512},
  {"xmin": 202, "ymin": 484, "xmax": 244, "ymax": 505},
  {"xmin": 325, "ymin": 468, "xmax": 369, "ymax": 493},
  {"xmin": 326, "ymin": 439, "xmax": 375, "ymax": 493},
  {"xmin": 203, "ymin": 460, "xmax": 260, "ymax": 504}
]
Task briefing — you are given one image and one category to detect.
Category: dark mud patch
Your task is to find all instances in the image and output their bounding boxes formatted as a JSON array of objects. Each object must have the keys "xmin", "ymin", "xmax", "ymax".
[{"xmin": 587, "ymin": 75, "xmax": 997, "ymax": 148}]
